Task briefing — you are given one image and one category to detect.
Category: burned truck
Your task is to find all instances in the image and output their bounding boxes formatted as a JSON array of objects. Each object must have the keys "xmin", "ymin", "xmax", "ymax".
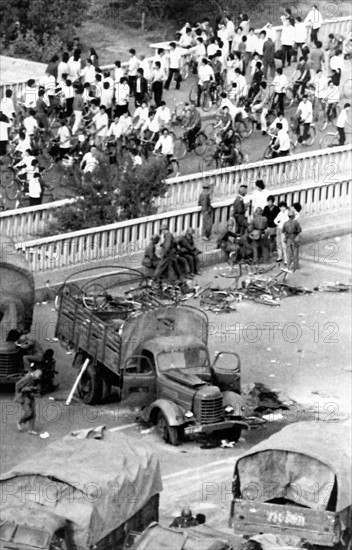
[
  {"xmin": 55, "ymin": 268, "xmax": 247, "ymax": 445},
  {"xmin": 0, "ymin": 429, "xmax": 161, "ymax": 550},
  {"xmin": 0, "ymin": 236, "xmax": 35, "ymax": 385}
]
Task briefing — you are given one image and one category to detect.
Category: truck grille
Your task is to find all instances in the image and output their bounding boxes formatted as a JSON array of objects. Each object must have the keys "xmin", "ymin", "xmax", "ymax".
[
  {"xmin": 0, "ymin": 351, "xmax": 23, "ymax": 380},
  {"xmin": 200, "ymin": 396, "xmax": 223, "ymax": 424}
]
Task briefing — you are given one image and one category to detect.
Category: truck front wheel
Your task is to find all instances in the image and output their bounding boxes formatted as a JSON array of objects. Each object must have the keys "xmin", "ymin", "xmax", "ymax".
[
  {"xmin": 78, "ymin": 361, "xmax": 102, "ymax": 405},
  {"xmin": 156, "ymin": 412, "xmax": 182, "ymax": 446}
]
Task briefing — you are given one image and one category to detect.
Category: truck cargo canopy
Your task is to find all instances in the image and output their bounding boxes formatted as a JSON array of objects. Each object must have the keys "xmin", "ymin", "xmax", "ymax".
[
  {"xmin": 0, "ymin": 431, "xmax": 162, "ymax": 548},
  {"xmin": 234, "ymin": 421, "xmax": 351, "ymax": 512}
]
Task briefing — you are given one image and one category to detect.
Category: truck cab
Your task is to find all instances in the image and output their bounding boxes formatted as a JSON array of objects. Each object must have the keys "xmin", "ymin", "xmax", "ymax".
[{"xmin": 123, "ymin": 335, "xmax": 246, "ymax": 445}]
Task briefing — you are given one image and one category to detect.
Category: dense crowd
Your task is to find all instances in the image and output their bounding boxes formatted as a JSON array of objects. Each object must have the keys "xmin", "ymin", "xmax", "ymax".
[{"xmin": 0, "ymin": 3, "xmax": 350, "ymax": 208}]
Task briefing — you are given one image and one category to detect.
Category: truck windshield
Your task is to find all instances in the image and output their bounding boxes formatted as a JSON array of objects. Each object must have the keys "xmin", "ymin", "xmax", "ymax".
[{"xmin": 158, "ymin": 349, "xmax": 209, "ymax": 372}]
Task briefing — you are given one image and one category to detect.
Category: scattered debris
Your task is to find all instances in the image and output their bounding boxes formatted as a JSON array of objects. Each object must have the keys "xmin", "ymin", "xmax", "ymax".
[
  {"xmin": 242, "ymin": 383, "xmax": 290, "ymax": 415},
  {"xmin": 314, "ymin": 281, "xmax": 352, "ymax": 292},
  {"xmin": 140, "ymin": 428, "xmax": 152, "ymax": 434},
  {"xmin": 262, "ymin": 412, "xmax": 284, "ymax": 422},
  {"xmin": 220, "ymin": 439, "xmax": 236, "ymax": 448},
  {"xmin": 39, "ymin": 432, "xmax": 50, "ymax": 439}
]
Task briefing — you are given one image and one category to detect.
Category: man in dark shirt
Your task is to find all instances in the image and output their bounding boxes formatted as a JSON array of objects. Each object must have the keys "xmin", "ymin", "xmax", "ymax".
[
  {"xmin": 178, "ymin": 228, "xmax": 201, "ymax": 275},
  {"xmin": 185, "ymin": 104, "xmax": 201, "ymax": 150},
  {"xmin": 263, "ymin": 195, "xmax": 280, "ymax": 260},
  {"xmin": 35, "ymin": 89, "xmax": 49, "ymax": 131},
  {"xmin": 153, "ymin": 223, "xmax": 183, "ymax": 282},
  {"xmin": 262, "ymin": 35, "xmax": 276, "ymax": 79},
  {"xmin": 142, "ymin": 235, "xmax": 160, "ymax": 271},
  {"xmin": 233, "ymin": 184, "xmax": 248, "ymax": 235},
  {"xmin": 135, "ymin": 68, "xmax": 149, "ymax": 107},
  {"xmin": 282, "ymin": 209, "xmax": 302, "ymax": 271},
  {"xmin": 170, "ymin": 508, "xmax": 198, "ymax": 528}
]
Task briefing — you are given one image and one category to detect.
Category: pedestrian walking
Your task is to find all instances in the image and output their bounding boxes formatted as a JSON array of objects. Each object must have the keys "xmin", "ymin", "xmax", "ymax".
[
  {"xmin": 336, "ymin": 103, "xmax": 351, "ymax": 146},
  {"xmin": 14, "ymin": 368, "xmax": 42, "ymax": 435},
  {"xmin": 304, "ymin": 4, "xmax": 323, "ymax": 46},
  {"xmin": 198, "ymin": 183, "xmax": 213, "ymax": 241},
  {"xmin": 282, "ymin": 209, "xmax": 302, "ymax": 271},
  {"xmin": 274, "ymin": 201, "xmax": 289, "ymax": 264}
]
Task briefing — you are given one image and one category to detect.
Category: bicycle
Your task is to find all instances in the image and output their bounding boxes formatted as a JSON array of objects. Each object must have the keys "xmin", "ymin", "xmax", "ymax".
[
  {"xmin": 289, "ymin": 117, "xmax": 316, "ymax": 148},
  {"xmin": 203, "ymin": 120, "xmax": 242, "ymax": 149},
  {"xmin": 173, "ymin": 128, "xmax": 208, "ymax": 159},
  {"xmin": 153, "ymin": 151, "xmax": 180, "ymax": 178},
  {"xmin": 170, "ymin": 102, "xmax": 191, "ymax": 128},
  {"xmin": 319, "ymin": 131, "xmax": 341, "ymax": 148},
  {"xmin": 262, "ymin": 133, "xmax": 292, "ymax": 160},
  {"xmin": 189, "ymin": 82, "xmax": 220, "ymax": 112},
  {"xmin": 318, "ymin": 101, "xmax": 340, "ymax": 131},
  {"xmin": 199, "ymin": 145, "xmax": 244, "ymax": 172}
]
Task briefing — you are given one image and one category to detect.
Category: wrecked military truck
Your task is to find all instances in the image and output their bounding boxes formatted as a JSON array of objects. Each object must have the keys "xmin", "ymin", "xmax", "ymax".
[{"xmin": 55, "ymin": 268, "xmax": 248, "ymax": 445}]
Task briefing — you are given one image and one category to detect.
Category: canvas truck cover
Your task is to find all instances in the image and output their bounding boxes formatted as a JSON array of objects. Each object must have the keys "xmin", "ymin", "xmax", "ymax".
[
  {"xmin": 233, "ymin": 421, "xmax": 351, "ymax": 514},
  {"xmin": 0, "ymin": 430, "xmax": 162, "ymax": 548},
  {"xmin": 120, "ymin": 306, "xmax": 209, "ymax": 366}
]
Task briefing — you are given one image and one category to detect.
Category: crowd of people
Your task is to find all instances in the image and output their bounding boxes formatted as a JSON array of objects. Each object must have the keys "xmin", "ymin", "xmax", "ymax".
[
  {"xmin": 0, "ymin": 2, "xmax": 350, "ymax": 200},
  {"xmin": 142, "ymin": 178, "xmax": 302, "ymax": 283}
]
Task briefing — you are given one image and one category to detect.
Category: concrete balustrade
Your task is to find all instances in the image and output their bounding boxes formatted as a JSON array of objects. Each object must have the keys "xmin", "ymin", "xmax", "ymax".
[
  {"xmin": 13, "ymin": 173, "xmax": 351, "ymax": 273},
  {"xmin": 1, "ymin": 145, "xmax": 351, "ymax": 238}
]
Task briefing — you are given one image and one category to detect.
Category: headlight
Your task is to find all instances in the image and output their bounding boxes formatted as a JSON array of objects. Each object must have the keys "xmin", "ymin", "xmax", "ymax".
[
  {"xmin": 185, "ymin": 411, "xmax": 193, "ymax": 419},
  {"xmin": 225, "ymin": 405, "xmax": 234, "ymax": 414}
]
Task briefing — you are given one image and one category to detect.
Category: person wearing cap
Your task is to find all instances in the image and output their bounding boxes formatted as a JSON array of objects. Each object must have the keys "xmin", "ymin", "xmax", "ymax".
[
  {"xmin": 16, "ymin": 335, "xmax": 44, "ymax": 371},
  {"xmin": 142, "ymin": 235, "xmax": 160, "ymax": 271},
  {"xmin": 282, "ymin": 210, "xmax": 302, "ymax": 272},
  {"xmin": 14, "ymin": 368, "xmax": 42, "ymax": 435},
  {"xmin": 170, "ymin": 507, "xmax": 199, "ymax": 528},
  {"xmin": 177, "ymin": 228, "xmax": 201, "ymax": 275},
  {"xmin": 198, "ymin": 183, "xmax": 213, "ymax": 241},
  {"xmin": 233, "ymin": 185, "xmax": 248, "ymax": 235}
]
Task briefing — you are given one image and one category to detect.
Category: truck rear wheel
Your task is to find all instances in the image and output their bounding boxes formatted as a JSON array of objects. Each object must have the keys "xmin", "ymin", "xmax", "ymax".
[
  {"xmin": 77, "ymin": 361, "xmax": 102, "ymax": 404},
  {"xmin": 156, "ymin": 411, "xmax": 182, "ymax": 446}
]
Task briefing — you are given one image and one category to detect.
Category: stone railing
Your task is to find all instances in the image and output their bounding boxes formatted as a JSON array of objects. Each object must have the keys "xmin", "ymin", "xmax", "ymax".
[
  {"xmin": 2, "ymin": 145, "xmax": 350, "ymax": 239},
  {"xmin": 14, "ymin": 174, "xmax": 351, "ymax": 273}
]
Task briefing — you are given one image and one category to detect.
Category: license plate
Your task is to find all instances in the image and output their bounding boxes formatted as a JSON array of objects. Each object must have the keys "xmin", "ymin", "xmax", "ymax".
[{"xmin": 185, "ymin": 425, "xmax": 202, "ymax": 435}]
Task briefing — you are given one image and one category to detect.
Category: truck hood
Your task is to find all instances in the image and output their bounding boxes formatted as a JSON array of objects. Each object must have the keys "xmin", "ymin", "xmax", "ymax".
[{"xmin": 163, "ymin": 368, "xmax": 207, "ymax": 389}]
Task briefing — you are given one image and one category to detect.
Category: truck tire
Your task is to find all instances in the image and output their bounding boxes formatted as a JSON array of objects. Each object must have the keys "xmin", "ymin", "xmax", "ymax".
[
  {"xmin": 77, "ymin": 361, "xmax": 102, "ymax": 404},
  {"xmin": 226, "ymin": 424, "xmax": 243, "ymax": 443},
  {"xmin": 101, "ymin": 378, "xmax": 111, "ymax": 403},
  {"xmin": 156, "ymin": 411, "xmax": 182, "ymax": 446}
]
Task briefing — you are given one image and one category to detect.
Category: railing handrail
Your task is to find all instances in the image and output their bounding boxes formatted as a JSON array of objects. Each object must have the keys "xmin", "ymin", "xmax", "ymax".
[
  {"xmin": 3, "ymin": 145, "xmax": 351, "ymax": 221},
  {"xmin": 16, "ymin": 159, "xmax": 351, "ymax": 248}
]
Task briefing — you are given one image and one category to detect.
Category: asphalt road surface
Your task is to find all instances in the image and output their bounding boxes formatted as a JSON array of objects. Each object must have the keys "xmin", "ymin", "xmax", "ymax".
[{"xmin": 0, "ymin": 235, "xmax": 351, "ymax": 529}]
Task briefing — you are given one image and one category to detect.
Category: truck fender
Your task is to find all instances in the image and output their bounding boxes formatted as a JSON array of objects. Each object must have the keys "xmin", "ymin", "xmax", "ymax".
[
  {"xmin": 222, "ymin": 391, "xmax": 246, "ymax": 418},
  {"xmin": 145, "ymin": 399, "xmax": 186, "ymax": 427}
]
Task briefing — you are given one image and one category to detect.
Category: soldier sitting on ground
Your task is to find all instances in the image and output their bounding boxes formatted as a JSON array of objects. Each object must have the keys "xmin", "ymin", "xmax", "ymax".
[{"xmin": 16, "ymin": 335, "xmax": 44, "ymax": 371}]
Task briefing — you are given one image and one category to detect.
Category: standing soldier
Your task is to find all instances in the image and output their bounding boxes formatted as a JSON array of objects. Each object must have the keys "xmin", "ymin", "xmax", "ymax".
[
  {"xmin": 233, "ymin": 184, "xmax": 248, "ymax": 235},
  {"xmin": 198, "ymin": 183, "xmax": 213, "ymax": 241},
  {"xmin": 15, "ymin": 368, "xmax": 42, "ymax": 435},
  {"xmin": 282, "ymin": 209, "xmax": 302, "ymax": 272},
  {"xmin": 153, "ymin": 223, "xmax": 183, "ymax": 283}
]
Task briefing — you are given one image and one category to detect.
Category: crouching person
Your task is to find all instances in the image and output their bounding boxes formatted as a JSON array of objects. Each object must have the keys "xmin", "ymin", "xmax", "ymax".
[
  {"xmin": 177, "ymin": 228, "xmax": 202, "ymax": 275},
  {"xmin": 142, "ymin": 235, "xmax": 160, "ymax": 275}
]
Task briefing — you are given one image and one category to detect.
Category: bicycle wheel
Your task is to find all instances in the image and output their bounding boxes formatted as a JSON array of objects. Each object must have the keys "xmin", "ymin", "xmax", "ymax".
[
  {"xmin": 201, "ymin": 90, "xmax": 212, "ymax": 112},
  {"xmin": 233, "ymin": 133, "xmax": 242, "ymax": 149},
  {"xmin": 202, "ymin": 141, "xmax": 217, "ymax": 161},
  {"xmin": 167, "ymin": 158, "xmax": 180, "ymax": 177},
  {"xmin": 194, "ymin": 133, "xmax": 207, "ymax": 156},
  {"xmin": 263, "ymin": 145, "xmax": 273, "ymax": 160},
  {"xmin": 320, "ymin": 133, "xmax": 339, "ymax": 149},
  {"xmin": 181, "ymin": 62, "xmax": 189, "ymax": 81},
  {"xmin": 235, "ymin": 120, "xmax": 250, "ymax": 139},
  {"xmin": 203, "ymin": 122, "xmax": 216, "ymax": 141},
  {"xmin": 284, "ymin": 87, "xmax": 294, "ymax": 108},
  {"xmin": 199, "ymin": 157, "xmax": 217, "ymax": 173},
  {"xmin": 318, "ymin": 110, "xmax": 327, "ymax": 132},
  {"xmin": 6, "ymin": 178, "xmax": 22, "ymax": 201},
  {"xmin": 189, "ymin": 84, "xmax": 198, "ymax": 104},
  {"xmin": 306, "ymin": 125, "xmax": 316, "ymax": 146},
  {"xmin": 173, "ymin": 138, "xmax": 187, "ymax": 160}
]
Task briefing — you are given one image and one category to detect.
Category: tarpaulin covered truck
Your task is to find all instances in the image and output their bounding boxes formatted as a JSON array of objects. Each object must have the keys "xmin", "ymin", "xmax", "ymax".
[
  {"xmin": 230, "ymin": 421, "xmax": 352, "ymax": 548},
  {"xmin": 0, "ymin": 429, "xmax": 162, "ymax": 550},
  {"xmin": 55, "ymin": 269, "xmax": 248, "ymax": 445},
  {"xmin": 0, "ymin": 236, "xmax": 35, "ymax": 385}
]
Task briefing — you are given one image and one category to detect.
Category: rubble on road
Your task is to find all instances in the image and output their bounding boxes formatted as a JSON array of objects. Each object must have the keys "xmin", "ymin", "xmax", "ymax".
[
  {"xmin": 314, "ymin": 281, "xmax": 352, "ymax": 292},
  {"xmin": 241, "ymin": 383, "xmax": 292, "ymax": 416}
]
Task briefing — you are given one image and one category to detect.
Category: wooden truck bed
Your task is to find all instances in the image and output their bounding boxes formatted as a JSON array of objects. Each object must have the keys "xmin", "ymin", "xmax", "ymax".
[
  {"xmin": 232, "ymin": 499, "xmax": 336, "ymax": 546},
  {"xmin": 55, "ymin": 294, "xmax": 122, "ymax": 374}
]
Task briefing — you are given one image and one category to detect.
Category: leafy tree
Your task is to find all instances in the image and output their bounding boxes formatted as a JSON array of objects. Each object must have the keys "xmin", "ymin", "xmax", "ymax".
[
  {"xmin": 1, "ymin": 0, "xmax": 89, "ymax": 59},
  {"xmin": 47, "ymin": 156, "xmax": 168, "ymax": 235}
]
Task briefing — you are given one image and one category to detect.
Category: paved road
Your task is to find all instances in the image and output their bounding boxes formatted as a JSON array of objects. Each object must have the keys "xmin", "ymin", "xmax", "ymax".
[{"xmin": 0, "ymin": 235, "xmax": 350, "ymax": 528}]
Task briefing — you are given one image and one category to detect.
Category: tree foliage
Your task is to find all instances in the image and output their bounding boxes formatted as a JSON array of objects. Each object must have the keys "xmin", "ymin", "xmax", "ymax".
[
  {"xmin": 0, "ymin": 0, "xmax": 89, "ymax": 60},
  {"xmin": 47, "ymin": 157, "xmax": 168, "ymax": 235}
]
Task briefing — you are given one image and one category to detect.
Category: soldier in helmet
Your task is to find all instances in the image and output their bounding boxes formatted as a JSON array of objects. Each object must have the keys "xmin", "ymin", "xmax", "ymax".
[
  {"xmin": 282, "ymin": 208, "xmax": 302, "ymax": 272},
  {"xmin": 153, "ymin": 222, "xmax": 183, "ymax": 283},
  {"xmin": 169, "ymin": 507, "xmax": 199, "ymax": 528},
  {"xmin": 142, "ymin": 234, "xmax": 161, "ymax": 271}
]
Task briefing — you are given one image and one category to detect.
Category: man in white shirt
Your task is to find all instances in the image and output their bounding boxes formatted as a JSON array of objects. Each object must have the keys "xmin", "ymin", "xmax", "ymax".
[
  {"xmin": 91, "ymin": 105, "xmax": 109, "ymax": 147},
  {"xmin": 274, "ymin": 123, "xmax": 291, "ymax": 157},
  {"xmin": 141, "ymin": 111, "xmax": 160, "ymax": 139},
  {"xmin": 233, "ymin": 68, "xmax": 249, "ymax": 101},
  {"xmin": 252, "ymin": 179, "xmax": 269, "ymax": 211},
  {"xmin": 18, "ymin": 80, "xmax": 38, "ymax": 111},
  {"xmin": 156, "ymin": 101, "xmax": 171, "ymax": 129},
  {"xmin": 197, "ymin": 58, "xmax": 215, "ymax": 106},
  {"xmin": 114, "ymin": 78, "xmax": 130, "ymax": 117},
  {"xmin": 164, "ymin": 42, "xmax": 182, "ymax": 91},
  {"xmin": 132, "ymin": 101, "xmax": 149, "ymax": 131},
  {"xmin": 127, "ymin": 48, "xmax": 140, "ymax": 96},
  {"xmin": 114, "ymin": 61, "xmax": 124, "ymax": 84},
  {"xmin": 154, "ymin": 128, "xmax": 174, "ymax": 157},
  {"xmin": 80, "ymin": 146, "xmax": 99, "ymax": 174},
  {"xmin": 274, "ymin": 201, "xmax": 289, "ymax": 263},
  {"xmin": 304, "ymin": 4, "xmax": 324, "ymax": 46},
  {"xmin": 139, "ymin": 55, "xmax": 151, "ymax": 81},
  {"xmin": 245, "ymin": 28, "xmax": 258, "ymax": 73},
  {"xmin": 0, "ymin": 90, "xmax": 16, "ymax": 125},
  {"xmin": 329, "ymin": 50, "xmax": 343, "ymax": 84},
  {"xmin": 57, "ymin": 119, "xmax": 72, "ymax": 158},
  {"xmin": 27, "ymin": 172, "xmax": 42, "ymax": 206},
  {"xmin": 269, "ymin": 112, "xmax": 289, "ymax": 133},
  {"xmin": 57, "ymin": 53, "xmax": 69, "ymax": 84},
  {"xmin": 296, "ymin": 94, "xmax": 313, "ymax": 144},
  {"xmin": 336, "ymin": 103, "xmax": 351, "ymax": 145},
  {"xmin": 281, "ymin": 18, "xmax": 295, "ymax": 67},
  {"xmin": 216, "ymin": 92, "xmax": 247, "ymax": 122},
  {"xmin": 179, "ymin": 28, "xmax": 193, "ymax": 48},
  {"xmin": 272, "ymin": 68, "xmax": 288, "ymax": 114},
  {"xmin": 313, "ymin": 70, "xmax": 328, "ymax": 102},
  {"xmin": 81, "ymin": 59, "xmax": 96, "ymax": 84},
  {"xmin": 294, "ymin": 17, "xmax": 307, "ymax": 56},
  {"xmin": 15, "ymin": 132, "xmax": 31, "ymax": 157},
  {"xmin": 100, "ymin": 82, "xmax": 114, "ymax": 118},
  {"xmin": 23, "ymin": 110, "xmax": 39, "ymax": 138},
  {"xmin": 225, "ymin": 15, "xmax": 235, "ymax": 51},
  {"xmin": 190, "ymin": 37, "xmax": 207, "ymax": 67}
]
